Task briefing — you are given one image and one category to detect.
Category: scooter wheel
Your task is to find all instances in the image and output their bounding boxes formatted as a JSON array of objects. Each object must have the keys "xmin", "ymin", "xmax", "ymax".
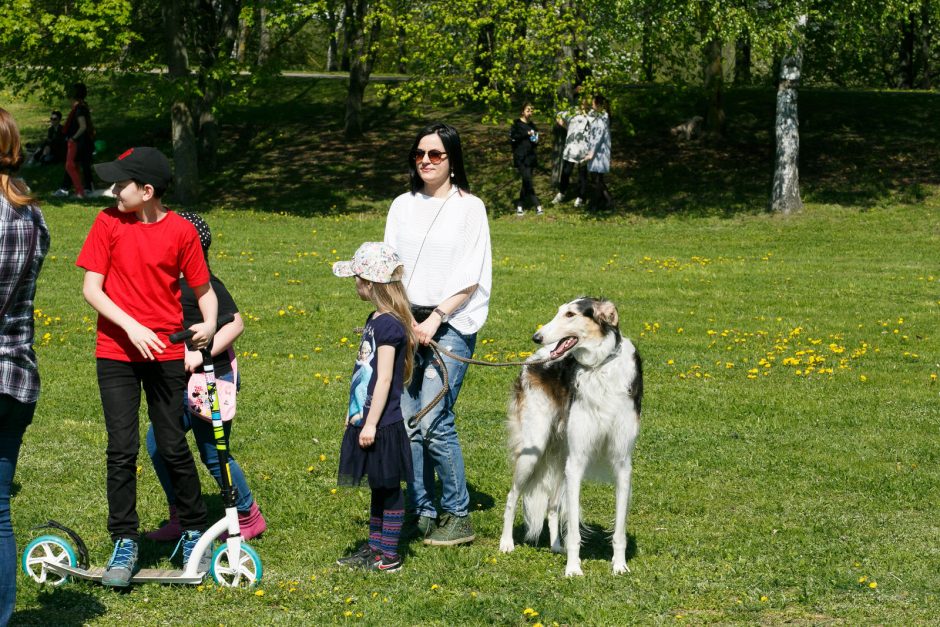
[
  {"xmin": 22, "ymin": 534, "xmax": 76, "ymax": 586},
  {"xmin": 210, "ymin": 542, "xmax": 262, "ymax": 588}
]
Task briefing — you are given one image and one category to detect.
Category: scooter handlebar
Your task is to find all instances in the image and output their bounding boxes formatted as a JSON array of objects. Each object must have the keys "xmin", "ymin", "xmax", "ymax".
[{"xmin": 169, "ymin": 313, "xmax": 235, "ymax": 344}]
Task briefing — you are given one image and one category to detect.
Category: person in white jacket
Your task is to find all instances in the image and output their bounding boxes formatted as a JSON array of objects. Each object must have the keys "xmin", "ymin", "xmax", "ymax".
[
  {"xmin": 585, "ymin": 94, "xmax": 612, "ymax": 210},
  {"xmin": 384, "ymin": 122, "xmax": 492, "ymax": 547}
]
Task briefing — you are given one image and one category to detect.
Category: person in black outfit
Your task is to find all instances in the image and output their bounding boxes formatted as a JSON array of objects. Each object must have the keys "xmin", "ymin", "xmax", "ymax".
[
  {"xmin": 27, "ymin": 111, "xmax": 66, "ymax": 166},
  {"xmin": 510, "ymin": 103, "xmax": 544, "ymax": 216}
]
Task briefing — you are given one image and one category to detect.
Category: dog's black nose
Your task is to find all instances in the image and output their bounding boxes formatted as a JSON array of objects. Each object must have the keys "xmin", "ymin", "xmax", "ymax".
[{"xmin": 532, "ymin": 332, "xmax": 542, "ymax": 344}]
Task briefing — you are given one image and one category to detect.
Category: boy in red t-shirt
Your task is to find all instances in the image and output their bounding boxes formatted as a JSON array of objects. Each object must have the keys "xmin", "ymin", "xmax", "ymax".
[{"xmin": 76, "ymin": 147, "xmax": 218, "ymax": 587}]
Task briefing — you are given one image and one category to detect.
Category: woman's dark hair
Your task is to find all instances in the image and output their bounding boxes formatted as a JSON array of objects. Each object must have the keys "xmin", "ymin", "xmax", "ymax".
[
  {"xmin": 71, "ymin": 82, "xmax": 87, "ymax": 101},
  {"xmin": 520, "ymin": 101, "xmax": 534, "ymax": 115},
  {"xmin": 408, "ymin": 122, "xmax": 470, "ymax": 194},
  {"xmin": 593, "ymin": 94, "xmax": 609, "ymax": 112}
]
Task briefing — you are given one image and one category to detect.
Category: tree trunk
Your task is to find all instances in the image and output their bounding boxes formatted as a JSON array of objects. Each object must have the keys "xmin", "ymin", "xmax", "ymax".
[
  {"xmin": 235, "ymin": 17, "xmax": 249, "ymax": 64},
  {"xmin": 703, "ymin": 37, "xmax": 725, "ymax": 136},
  {"xmin": 164, "ymin": 0, "xmax": 199, "ymax": 205},
  {"xmin": 899, "ymin": 10, "xmax": 916, "ymax": 88},
  {"xmin": 473, "ymin": 21, "xmax": 495, "ymax": 95},
  {"xmin": 735, "ymin": 30, "xmax": 751, "ymax": 85},
  {"xmin": 770, "ymin": 20, "xmax": 806, "ymax": 215},
  {"xmin": 257, "ymin": 6, "xmax": 272, "ymax": 66},
  {"xmin": 343, "ymin": 0, "xmax": 379, "ymax": 138},
  {"xmin": 920, "ymin": 0, "xmax": 932, "ymax": 88}
]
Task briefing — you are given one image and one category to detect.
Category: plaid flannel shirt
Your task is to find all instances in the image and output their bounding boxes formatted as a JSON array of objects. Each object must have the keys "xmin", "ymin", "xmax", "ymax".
[{"xmin": 0, "ymin": 193, "xmax": 49, "ymax": 403}]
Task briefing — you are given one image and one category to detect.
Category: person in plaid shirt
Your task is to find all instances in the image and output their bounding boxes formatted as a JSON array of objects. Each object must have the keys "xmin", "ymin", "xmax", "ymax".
[{"xmin": 0, "ymin": 108, "xmax": 50, "ymax": 627}]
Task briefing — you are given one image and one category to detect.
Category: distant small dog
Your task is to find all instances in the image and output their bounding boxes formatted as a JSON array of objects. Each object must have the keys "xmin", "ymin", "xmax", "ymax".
[
  {"xmin": 499, "ymin": 297, "xmax": 642, "ymax": 576},
  {"xmin": 670, "ymin": 115, "xmax": 703, "ymax": 141}
]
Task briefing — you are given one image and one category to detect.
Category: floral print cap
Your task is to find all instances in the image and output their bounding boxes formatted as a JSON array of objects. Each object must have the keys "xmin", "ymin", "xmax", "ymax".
[{"xmin": 332, "ymin": 241, "xmax": 402, "ymax": 284}]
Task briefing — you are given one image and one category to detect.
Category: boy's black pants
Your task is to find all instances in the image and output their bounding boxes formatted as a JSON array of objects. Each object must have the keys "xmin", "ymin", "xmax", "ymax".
[{"xmin": 97, "ymin": 359, "xmax": 207, "ymax": 541}]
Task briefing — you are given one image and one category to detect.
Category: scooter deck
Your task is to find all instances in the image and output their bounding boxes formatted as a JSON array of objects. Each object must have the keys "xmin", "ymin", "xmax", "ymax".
[{"xmin": 45, "ymin": 561, "xmax": 204, "ymax": 585}]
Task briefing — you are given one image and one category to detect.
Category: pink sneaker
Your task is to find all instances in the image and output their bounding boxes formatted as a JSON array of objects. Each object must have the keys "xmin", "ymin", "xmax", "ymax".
[{"xmin": 145, "ymin": 506, "xmax": 182, "ymax": 542}]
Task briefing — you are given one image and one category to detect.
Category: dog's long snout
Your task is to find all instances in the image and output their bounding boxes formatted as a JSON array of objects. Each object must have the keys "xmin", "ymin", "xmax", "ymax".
[{"xmin": 532, "ymin": 332, "xmax": 543, "ymax": 344}]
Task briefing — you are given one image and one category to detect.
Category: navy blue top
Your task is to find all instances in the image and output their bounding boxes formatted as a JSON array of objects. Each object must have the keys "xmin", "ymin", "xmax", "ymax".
[{"xmin": 346, "ymin": 312, "xmax": 407, "ymax": 428}]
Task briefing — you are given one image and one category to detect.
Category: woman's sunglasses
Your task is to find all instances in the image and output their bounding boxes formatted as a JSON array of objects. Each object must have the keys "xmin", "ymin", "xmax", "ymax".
[{"xmin": 413, "ymin": 149, "xmax": 447, "ymax": 164}]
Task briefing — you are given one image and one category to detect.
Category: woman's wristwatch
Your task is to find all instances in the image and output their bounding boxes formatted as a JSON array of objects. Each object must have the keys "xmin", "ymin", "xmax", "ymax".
[{"xmin": 433, "ymin": 307, "xmax": 450, "ymax": 323}]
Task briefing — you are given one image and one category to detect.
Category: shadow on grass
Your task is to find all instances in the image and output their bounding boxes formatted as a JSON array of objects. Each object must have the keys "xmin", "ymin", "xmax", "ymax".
[
  {"xmin": 508, "ymin": 522, "xmax": 638, "ymax": 565},
  {"xmin": 13, "ymin": 588, "xmax": 107, "ymax": 626}
]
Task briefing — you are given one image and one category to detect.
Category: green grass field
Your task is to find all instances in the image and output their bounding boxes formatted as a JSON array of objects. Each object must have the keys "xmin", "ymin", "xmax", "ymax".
[{"xmin": 5, "ymin": 82, "xmax": 940, "ymax": 624}]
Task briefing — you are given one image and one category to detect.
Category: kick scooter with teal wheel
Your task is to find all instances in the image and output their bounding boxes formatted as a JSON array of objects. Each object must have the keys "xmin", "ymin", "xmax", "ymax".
[{"xmin": 22, "ymin": 313, "xmax": 262, "ymax": 587}]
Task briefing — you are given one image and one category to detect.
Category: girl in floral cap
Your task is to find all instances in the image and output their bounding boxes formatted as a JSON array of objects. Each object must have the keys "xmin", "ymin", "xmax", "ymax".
[{"xmin": 332, "ymin": 242, "xmax": 415, "ymax": 572}]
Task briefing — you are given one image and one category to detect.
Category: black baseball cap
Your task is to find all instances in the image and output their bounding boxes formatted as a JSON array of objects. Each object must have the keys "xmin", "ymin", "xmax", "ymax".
[{"xmin": 94, "ymin": 147, "xmax": 173, "ymax": 189}]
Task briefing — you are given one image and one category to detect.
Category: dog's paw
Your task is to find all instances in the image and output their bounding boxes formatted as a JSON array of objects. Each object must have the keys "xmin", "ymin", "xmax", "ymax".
[
  {"xmin": 564, "ymin": 562, "xmax": 583, "ymax": 577},
  {"xmin": 612, "ymin": 560, "xmax": 630, "ymax": 574},
  {"xmin": 498, "ymin": 537, "xmax": 515, "ymax": 553}
]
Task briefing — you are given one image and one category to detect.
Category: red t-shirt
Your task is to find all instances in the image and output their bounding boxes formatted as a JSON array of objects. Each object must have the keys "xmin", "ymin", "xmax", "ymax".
[{"xmin": 76, "ymin": 208, "xmax": 210, "ymax": 362}]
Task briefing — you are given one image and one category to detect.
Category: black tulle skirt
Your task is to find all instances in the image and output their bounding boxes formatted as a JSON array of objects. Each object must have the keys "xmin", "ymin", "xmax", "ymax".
[{"xmin": 337, "ymin": 419, "xmax": 414, "ymax": 489}]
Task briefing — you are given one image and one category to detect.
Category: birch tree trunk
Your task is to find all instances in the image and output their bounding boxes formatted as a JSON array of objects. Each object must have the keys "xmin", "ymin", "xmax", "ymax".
[{"xmin": 770, "ymin": 16, "xmax": 806, "ymax": 214}]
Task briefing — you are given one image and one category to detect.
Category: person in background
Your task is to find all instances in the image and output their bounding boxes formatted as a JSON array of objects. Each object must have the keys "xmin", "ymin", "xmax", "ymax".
[
  {"xmin": 26, "ymin": 111, "xmax": 65, "ymax": 166},
  {"xmin": 0, "ymin": 108, "xmax": 50, "ymax": 626},
  {"xmin": 552, "ymin": 96, "xmax": 593, "ymax": 207},
  {"xmin": 384, "ymin": 122, "xmax": 492, "ymax": 546},
  {"xmin": 585, "ymin": 94, "xmax": 612, "ymax": 211},
  {"xmin": 510, "ymin": 102, "xmax": 544, "ymax": 216},
  {"xmin": 53, "ymin": 82, "xmax": 94, "ymax": 198}
]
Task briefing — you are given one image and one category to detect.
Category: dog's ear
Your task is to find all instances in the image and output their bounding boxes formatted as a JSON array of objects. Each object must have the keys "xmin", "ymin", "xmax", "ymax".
[{"xmin": 593, "ymin": 299, "xmax": 619, "ymax": 327}]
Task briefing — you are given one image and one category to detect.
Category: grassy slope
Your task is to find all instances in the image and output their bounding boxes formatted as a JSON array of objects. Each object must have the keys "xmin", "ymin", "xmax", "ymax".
[{"xmin": 4, "ymin": 81, "xmax": 940, "ymax": 624}]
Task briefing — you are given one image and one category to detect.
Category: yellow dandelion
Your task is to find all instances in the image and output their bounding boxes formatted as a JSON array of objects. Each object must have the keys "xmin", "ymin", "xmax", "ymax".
[
  {"xmin": 343, "ymin": 610, "xmax": 352, "ymax": 617},
  {"xmin": 345, "ymin": 597, "xmax": 353, "ymax": 604},
  {"xmin": 307, "ymin": 465, "xmax": 314, "ymax": 472},
  {"xmin": 858, "ymin": 576, "xmax": 867, "ymax": 583},
  {"xmin": 869, "ymin": 581, "xmax": 877, "ymax": 589},
  {"xmin": 860, "ymin": 375, "xmax": 868, "ymax": 382},
  {"xmin": 760, "ymin": 595, "xmax": 768, "ymax": 602},
  {"xmin": 431, "ymin": 584, "xmax": 439, "ymax": 590},
  {"xmin": 330, "ymin": 488, "xmax": 337, "ymax": 495},
  {"xmin": 255, "ymin": 590, "xmax": 265, "ymax": 597},
  {"xmin": 319, "ymin": 454, "xmax": 327, "ymax": 462},
  {"xmin": 278, "ymin": 309, "xmax": 286, "ymax": 316}
]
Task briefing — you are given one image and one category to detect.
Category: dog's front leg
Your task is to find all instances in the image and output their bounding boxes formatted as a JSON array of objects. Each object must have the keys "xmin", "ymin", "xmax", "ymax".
[
  {"xmin": 564, "ymin": 457, "xmax": 586, "ymax": 577},
  {"xmin": 499, "ymin": 484, "xmax": 520, "ymax": 552},
  {"xmin": 612, "ymin": 457, "xmax": 633, "ymax": 574}
]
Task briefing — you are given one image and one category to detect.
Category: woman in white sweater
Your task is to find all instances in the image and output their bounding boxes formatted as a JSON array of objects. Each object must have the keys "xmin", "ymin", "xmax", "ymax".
[{"xmin": 384, "ymin": 122, "xmax": 492, "ymax": 546}]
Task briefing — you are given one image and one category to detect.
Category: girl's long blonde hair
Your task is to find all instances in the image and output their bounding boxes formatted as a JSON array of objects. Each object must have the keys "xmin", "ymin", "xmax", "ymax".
[
  {"xmin": 0, "ymin": 108, "xmax": 33, "ymax": 207},
  {"xmin": 368, "ymin": 265, "xmax": 416, "ymax": 383}
]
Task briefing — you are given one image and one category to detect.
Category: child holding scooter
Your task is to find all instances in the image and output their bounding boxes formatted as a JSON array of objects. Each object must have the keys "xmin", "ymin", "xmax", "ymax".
[
  {"xmin": 144, "ymin": 212, "xmax": 266, "ymax": 543},
  {"xmin": 76, "ymin": 147, "xmax": 216, "ymax": 587},
  {"xmin": 332, "ymin": 242, "xmax": 415, "ymax": 572}
]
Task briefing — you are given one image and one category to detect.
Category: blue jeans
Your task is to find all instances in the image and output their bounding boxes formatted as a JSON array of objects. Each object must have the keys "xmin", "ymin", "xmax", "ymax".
[
  {"xmin": 403, "ymin": 324, "xmax": 476, "ymax": 518},
  {"xmin": 145, "ymin": 372, "xmax": 254, "ymax": 513},
  {"xmin": 0, "ymin": 395, "xmax": 34, "ymax": 627}
]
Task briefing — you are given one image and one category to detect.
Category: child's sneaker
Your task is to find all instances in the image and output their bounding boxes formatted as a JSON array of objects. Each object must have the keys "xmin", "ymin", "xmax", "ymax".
[
  {"xmin": 336, "ymin": 543, "xmax": 378, "ymax": 568},
  {"xmin": 551, "ymin": 192, "xmax": 563, "ymax": 204},
  {"xmin": 51, "ymin": 188, "xmax": 69, "ymax": 198},
  {"xmin": 176, "ymin": 530, "xmax": 211, "ymax": 572},
  {"xmin": 573, "ymin": 197, "xmax": 584, "ymax": 207},
  {"xmin": 367, "ymin": 553, "xmax": 402, "ymax": 572},
  {"xmin": 101, "ymin": 538, "xmax": 139, "ymax": 587},
  {"xmin": 536, "ymin": 207, "xmax": 544, "ymax": 215},
  {"xmin": 515, "ymin": 206, "xmax": 524, "ymax": 215}
]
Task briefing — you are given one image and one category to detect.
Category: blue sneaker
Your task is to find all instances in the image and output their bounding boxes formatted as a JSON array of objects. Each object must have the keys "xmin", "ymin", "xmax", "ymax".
[
  {"xmin": 102, "ymin": 538, "xmax": 139, "ymax": 587},
  {"xmin": 173, "ymin": 530, "xmax": 211, "ymax": 572}
]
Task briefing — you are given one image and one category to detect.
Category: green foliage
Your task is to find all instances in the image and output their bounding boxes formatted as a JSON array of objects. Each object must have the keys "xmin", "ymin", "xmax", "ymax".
[{"xmin": 0, "ymin": 0, "xmax": 135, "ymax": 99}]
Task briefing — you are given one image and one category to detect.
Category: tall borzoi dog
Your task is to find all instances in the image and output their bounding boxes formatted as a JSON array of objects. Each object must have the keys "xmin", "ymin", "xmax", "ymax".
[{"xmin": 498, "ymin": 297, "xmax": 643, "ymax": 576}]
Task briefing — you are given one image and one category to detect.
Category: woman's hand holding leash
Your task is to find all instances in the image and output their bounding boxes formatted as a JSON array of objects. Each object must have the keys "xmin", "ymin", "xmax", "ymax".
[{"xmin": 413, "ymin": 317, "xmax": 441, "ymax": 346}]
